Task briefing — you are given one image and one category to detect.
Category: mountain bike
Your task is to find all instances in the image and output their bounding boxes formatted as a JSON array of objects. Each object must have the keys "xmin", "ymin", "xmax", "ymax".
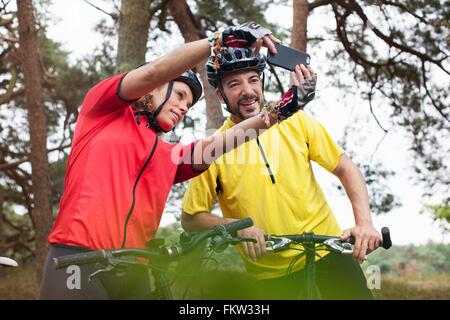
[
  {"xmin": 0, "ymin": 256, "xmax": 18, "ymax": 267},
  {"xmin": 264, "ymin": 227, "xmax": 392, "ymax": 300},
  {"xmin": 53, "ymin": 217, "xmax": 256, "ymax": 299}
]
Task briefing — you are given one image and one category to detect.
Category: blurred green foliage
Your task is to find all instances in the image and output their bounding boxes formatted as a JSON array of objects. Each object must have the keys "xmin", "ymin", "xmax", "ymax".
[{"xmin": 366, "ymin": 241, "xmax": 450, "ymax": 276}]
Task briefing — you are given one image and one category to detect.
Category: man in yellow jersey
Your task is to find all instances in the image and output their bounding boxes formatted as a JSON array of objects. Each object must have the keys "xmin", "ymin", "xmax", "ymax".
[{"xmin": 181, "ymin": 46, "xmax": 381, "ymax": 299}]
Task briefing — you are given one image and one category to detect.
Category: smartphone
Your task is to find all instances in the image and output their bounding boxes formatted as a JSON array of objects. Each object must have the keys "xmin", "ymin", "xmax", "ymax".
[{"xmin": 266, "ymin": 43, "xmax": 311, "ymax": 71}]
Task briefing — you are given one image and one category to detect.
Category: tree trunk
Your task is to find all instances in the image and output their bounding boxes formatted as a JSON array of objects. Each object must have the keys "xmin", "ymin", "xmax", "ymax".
[
  {"xmin": 116, "ymin": 0, "xmax": 151, "ymax": 73},
  {"xmin": 168, "ymin": 0, "xmax": 225, "ymax": 131},
  {"xmin": 17, "ymin": 0, "xmax": 53, "ymax": 285},
  {"xmin": 0, "ymin": 193, "xmax": 4, "ymax": 254},
  {"xmin": 291, "ymin": 0, "xmax": 309, "ymax": 51}
]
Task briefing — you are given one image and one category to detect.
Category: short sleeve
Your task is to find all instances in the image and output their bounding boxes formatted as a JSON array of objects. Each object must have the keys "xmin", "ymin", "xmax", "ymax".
[
  {"xmin": 299, "ymin": 112, "xmax": 345, "ymax": 172},
  {"xmin": 182, "ymin": 161, "xmax": 220, "ymax": 215},
  {"xmin": 80, "ymin": 73, "xmax": 138, "ymax": 119}
]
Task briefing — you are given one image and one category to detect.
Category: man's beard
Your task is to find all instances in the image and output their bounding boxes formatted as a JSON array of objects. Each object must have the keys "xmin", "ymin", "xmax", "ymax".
[{"xmin": 231, "ymin": 94, "xmax": 262, "ymax": 120}]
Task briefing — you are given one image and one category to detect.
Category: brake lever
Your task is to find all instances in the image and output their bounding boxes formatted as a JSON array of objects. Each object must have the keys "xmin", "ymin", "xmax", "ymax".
[
  {"xmin": 265, "ymin": 236, "xmax": 293, "ymax": 252},
  {"xmin": 323, "ymin": 238, "xmax": 353, "ymax": 255},
  {"xmin": 239, "ymin": 237, "xmax": 257, "ymax": 244},
  {"xmin": 225, "ymin": 236, "xmax": 257, "ymax": 246},
  {"xmin": 210, "ymin": 235, "xmax": 257, "ymax": 252},
  {"xmin": 88, "ymin": 264, "xmax": 115, "ymax": 282},
  {"xmin": 87, "ymin": 252, "xmax": 138, "ymax": 282}
]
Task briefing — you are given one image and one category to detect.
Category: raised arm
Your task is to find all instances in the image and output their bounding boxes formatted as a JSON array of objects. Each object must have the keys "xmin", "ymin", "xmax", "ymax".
[
  {"xmin": 119, "ymin": 39, "xmax": 211, "ymax": 101},
  {"xmin": 120, "ymin": 21, "xmax": 279, "ymax": 101}
]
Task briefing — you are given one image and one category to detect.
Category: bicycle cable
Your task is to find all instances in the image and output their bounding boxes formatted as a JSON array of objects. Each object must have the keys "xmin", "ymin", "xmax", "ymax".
[
  {"xmin": 181, "ymin": 250, "xmax": 218, "ymax": 300},
  {"xmin": 286, "ymin": 248, "xmax": 305, "ymax": 276},
  {"xmin": 285, "ymin": 245, "xmax": 325, "ymax": 276}
]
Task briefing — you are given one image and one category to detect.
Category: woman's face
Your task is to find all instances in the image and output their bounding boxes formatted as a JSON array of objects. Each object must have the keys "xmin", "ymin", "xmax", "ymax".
[{"xmin": 151, "ymin": 81, "xmax": 193, "ymax": 131}]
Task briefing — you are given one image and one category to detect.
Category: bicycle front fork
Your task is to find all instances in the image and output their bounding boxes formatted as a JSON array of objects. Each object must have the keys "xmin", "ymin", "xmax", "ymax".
[{"xmin": 153, "ymin": 269, "xmax": 175, "ymax": 300}]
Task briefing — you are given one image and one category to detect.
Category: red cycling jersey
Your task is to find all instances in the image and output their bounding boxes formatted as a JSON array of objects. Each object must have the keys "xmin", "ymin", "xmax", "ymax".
[{"xmin": 48, "ymin": 74, "xmax": 201, "ymax": 250}]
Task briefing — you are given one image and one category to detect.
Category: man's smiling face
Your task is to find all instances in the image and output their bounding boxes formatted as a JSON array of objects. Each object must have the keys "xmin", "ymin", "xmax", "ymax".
[{"xmin": 219, "ymin": 70, "xmax": 263, "ymax": 121}]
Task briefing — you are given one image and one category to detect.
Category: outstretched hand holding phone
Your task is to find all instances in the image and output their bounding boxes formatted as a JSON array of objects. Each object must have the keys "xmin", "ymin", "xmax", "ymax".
[{"xmin": 274, "ymin": 62, "xmax": 317, "ymax": 117}]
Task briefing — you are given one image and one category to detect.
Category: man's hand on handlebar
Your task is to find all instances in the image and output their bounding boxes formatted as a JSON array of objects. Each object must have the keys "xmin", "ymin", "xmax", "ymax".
[
  {"xmin": 340, "ymin": 224, "xmax": 382, "ymax": 264},
  {"xmin": 237, "ymin": 226, "xmax": 267, "ymax": 261}
]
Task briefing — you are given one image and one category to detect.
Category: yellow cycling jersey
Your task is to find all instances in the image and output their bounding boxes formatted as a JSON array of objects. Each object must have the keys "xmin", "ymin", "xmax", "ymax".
[{"xmin": 182, "ymin": 111, "xmax": 344, "ymax": 280}]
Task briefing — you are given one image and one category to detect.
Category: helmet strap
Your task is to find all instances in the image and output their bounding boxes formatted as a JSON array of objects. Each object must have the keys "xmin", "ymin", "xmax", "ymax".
[
  {"xmin": 153, "ymin": 80, "xmax": 174, "ymax": 117},
  {"xmin": 261, "ymin": 71, "xmax": 266, "ymax": 106},
  {"xmin": 148, "ymin": 80, "xmax": 175, "ymax": 133},
  {"xmin": 218, "ymin": 82, "xmax": 234, "ymax": 114}
]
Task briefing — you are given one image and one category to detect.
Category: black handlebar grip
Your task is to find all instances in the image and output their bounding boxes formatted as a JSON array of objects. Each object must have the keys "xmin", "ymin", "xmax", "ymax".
[
  {"xmin": 223, "ymin": 217, "xmax": 254, "ymax": 234},
  {"xmin": 53, "ymin": 250, "xmax": 108, "ymax": 269},
  {"xmin": 381, "ymin": 227, "xmax": 392, "ymax": 249},
  {"xmin": 344, "ymin": 228, "xmax": 391, "ymax": 249}
]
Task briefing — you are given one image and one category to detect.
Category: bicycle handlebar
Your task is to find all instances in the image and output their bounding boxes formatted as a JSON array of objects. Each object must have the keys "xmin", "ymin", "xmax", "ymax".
[
  {"xmin": 222, "ymin": 217, "xmax": 254, "ymax": 233},
  {"xmin": 53, "ymin": 250, "xmax": 108, "ymax": 269},
  {"xmin": 53, "ymin": 218, "xmax": 254, "ymax": 270},
  {"xmin": 174, "ymin": 217, "xmax": 254, "ymax": 254},
  {"xmin": 341, "ymin": 227, "xmax": 392, "ymax": 249},
  {"xmin": 265, "ymin": 227, "xmax": 392, "ymax": 252}
]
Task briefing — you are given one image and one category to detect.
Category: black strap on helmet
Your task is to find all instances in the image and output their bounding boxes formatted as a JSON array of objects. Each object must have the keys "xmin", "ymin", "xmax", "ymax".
[
  {"xmin": 218, "ymin": 82, "xmax": 233, "ymax": 114},
  {"xmin": 135, "ymin": 80, "xmax": 174, "ymax": 133},
  {"xmin": 154, "ymin": 80, "xmax": 174, "ymax": 118}
]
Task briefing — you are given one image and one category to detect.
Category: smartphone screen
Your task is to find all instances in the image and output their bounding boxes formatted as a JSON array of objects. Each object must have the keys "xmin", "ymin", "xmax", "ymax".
[{"xmin": 266, "ymin": 43, "xmax": 311, "ymax": 71}]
